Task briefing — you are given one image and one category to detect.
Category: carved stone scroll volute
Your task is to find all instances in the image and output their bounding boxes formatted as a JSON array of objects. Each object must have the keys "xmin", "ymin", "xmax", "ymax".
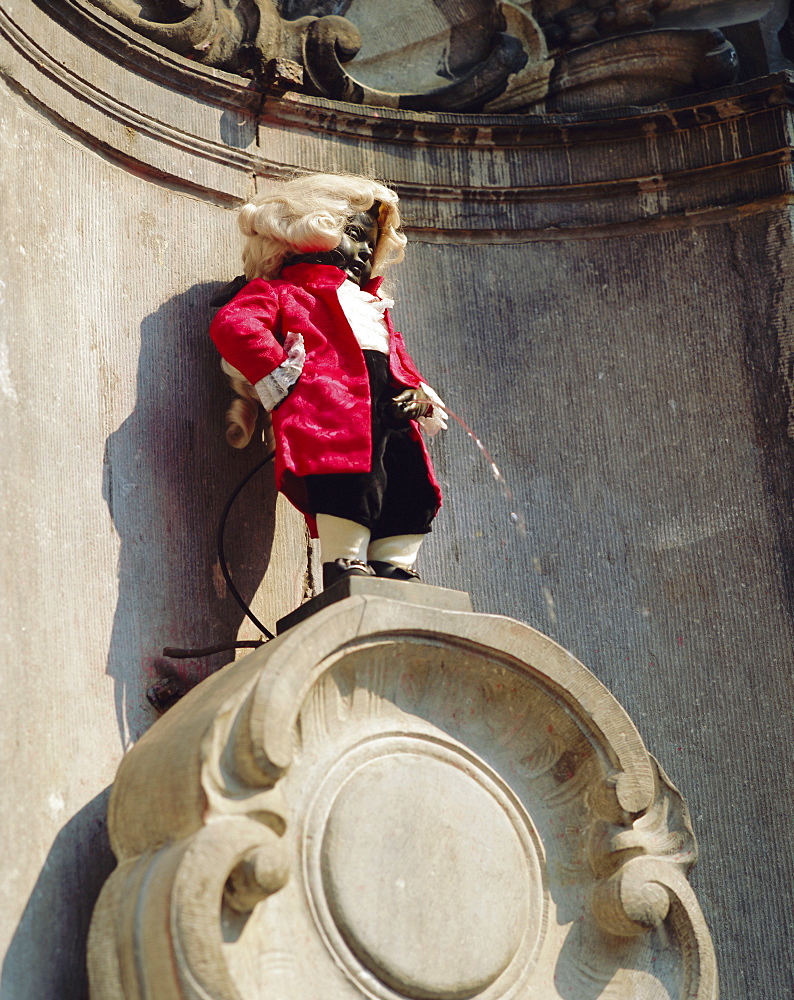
[
  {"xmin": 88, "ymin": 591, "xmax": 717, "ymax": 1000},
  {"xmin": 82, "ymin": 0, "xmax": 553, "ymax": 111},
  {"xmin": 300, "ymin": 2, "xmax": 553, "ymax": 113}
]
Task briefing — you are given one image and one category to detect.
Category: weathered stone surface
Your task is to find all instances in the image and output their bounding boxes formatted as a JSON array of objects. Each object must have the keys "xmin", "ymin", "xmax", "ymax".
[
  {"xmin": 87, "ymin": 592, "xmax": 716, "ymax": 1000},
  {"xmin": 403, "ymin": 209, "xmax": 794, "ymax": 998},
  {"xmin": 0, "ymin": 66, "xmax": 314, "ymax": 1000}
]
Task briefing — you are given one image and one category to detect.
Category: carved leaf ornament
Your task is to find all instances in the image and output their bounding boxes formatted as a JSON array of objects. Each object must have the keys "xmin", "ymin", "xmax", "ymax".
[
  {"xmin": 88, "ymin": 594, "xmax": 717, "ymax": 1000},
  {"xmin": 75, "ymin": 0, "xmax": 769, "ymax": 111}
]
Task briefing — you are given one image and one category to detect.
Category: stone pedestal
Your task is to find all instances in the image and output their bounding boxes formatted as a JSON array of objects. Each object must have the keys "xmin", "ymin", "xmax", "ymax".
[{"xmin": 88, "ymin": 588, "xmax": 715, "ymax": 1000}]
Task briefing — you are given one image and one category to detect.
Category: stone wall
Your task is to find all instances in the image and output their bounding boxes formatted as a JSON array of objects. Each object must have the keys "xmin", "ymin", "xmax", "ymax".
[
  {"xmin": 411, "ymin": 215, "xmax": 794, "ymax": 996},
  {"xmin": 0, "ymin": 66, "xmax": 311, "ymax": 1000}
]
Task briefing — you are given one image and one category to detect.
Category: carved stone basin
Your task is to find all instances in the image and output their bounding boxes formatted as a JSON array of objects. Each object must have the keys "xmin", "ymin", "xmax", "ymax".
[{"xmin": 325, "ymin": 0, "xmax": 506, "ymax": 93}]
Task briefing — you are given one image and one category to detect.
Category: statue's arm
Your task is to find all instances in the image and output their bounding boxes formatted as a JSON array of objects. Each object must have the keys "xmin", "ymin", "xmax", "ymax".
[{"xmin": 210, "ymin": 280, "xmax": 286, "ymax": 379}]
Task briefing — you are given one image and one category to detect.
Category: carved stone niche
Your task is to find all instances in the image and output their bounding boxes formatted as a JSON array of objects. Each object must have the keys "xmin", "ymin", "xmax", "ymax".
[{"xmin": 88, "ymin": 590, "xmax": 717, "ymax": 1000}]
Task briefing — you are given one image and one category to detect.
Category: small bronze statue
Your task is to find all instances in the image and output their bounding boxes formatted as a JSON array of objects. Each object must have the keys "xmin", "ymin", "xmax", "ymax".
[{"xmin": 210, "ymin": 173, "xmax": 447, "ymax": 588}]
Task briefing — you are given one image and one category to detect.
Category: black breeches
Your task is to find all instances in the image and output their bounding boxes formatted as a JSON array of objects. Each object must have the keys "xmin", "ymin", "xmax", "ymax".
[{"xmin": 302, "ymin": 352, "xmax": 438, "ymax": 539}]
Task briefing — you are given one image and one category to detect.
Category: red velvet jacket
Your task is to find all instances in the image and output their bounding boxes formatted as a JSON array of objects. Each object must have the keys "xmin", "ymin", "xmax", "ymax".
[{"xmin": 210, "ymin": 262, "xmax": 442, "ymax": 526}]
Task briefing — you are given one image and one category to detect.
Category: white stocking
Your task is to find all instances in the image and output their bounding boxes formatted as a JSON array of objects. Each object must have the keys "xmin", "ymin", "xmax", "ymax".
[
  {"xmin": 367, "ymin": 534, "xmax": 425, "ymax": 570},
  {"xmin": 316, "ymin": 514, "xmax": 371, "ymax": 563}
]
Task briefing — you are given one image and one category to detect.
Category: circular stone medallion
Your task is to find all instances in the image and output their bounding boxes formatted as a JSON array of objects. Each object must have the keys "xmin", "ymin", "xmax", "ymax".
[{"xmin": 305, "ymin": 738, "xmax": 545, "ymax": 1000}]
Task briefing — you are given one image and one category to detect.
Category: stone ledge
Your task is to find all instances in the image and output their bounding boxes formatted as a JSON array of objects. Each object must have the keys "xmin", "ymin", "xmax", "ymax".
[{"xmin": 276, "ymin": 578, "xmax": 473, "ymax": 634}]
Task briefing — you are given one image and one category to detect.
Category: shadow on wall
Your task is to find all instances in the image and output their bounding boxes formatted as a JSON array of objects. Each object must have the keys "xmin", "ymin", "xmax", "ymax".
[
  {"xmin": 102, "ymin": 282, "xmax": 277, "ymax": 747},
  {"xmin": 0, "ymin": 788, "xmax": 115, "ymax": 1000}
]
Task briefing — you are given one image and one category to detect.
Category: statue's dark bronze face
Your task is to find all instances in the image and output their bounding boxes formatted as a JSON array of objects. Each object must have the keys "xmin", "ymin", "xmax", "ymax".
[
  {"xmin": 282, "ymin": 205, "xmax": 380, "ymax": 286},
  {"xmin": 335, "ymin": 208, "xmax": 379, "ymax": 287}
]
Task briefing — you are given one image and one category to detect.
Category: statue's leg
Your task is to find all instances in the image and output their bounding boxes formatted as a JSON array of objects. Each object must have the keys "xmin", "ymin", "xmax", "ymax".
[
  {"xmin": 368, "ymin": 534, "xmax": 425, "ymax": 580},
  {"xmin": 315, "ymin": 513, "xmax": 373, "ymax": 588},
  {"xmin": 366, "ymin": 416, "xmax": 437, "ymax": 581}
]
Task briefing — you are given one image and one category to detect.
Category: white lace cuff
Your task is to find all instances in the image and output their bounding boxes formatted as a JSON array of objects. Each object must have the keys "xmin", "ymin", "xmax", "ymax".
[{"xmin": 254, "ymin": 331, "xmax": 305, "ymax": 412}]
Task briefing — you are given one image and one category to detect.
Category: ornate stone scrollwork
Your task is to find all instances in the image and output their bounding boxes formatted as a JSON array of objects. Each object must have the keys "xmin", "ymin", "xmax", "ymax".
[
  {"xmin": 88, "ymin": 591, "xmax": 717, "ymax": 1000},
  {"xmin": 82, "ymin": 0, "xmax": 552, "ymax": 110},
  {"xmin": 85, "ymin": 0, "xmax": 315, "ymax": 80},
  {"xmin": 300, "ymin": 2, "xmax": 552, "ymax": 112},
  {"xmin": 537, "ymin": 0, "xmax": 672, "ymax": 48},
  {"xmin": 78, "ymin": 0, "xmax": 779, "ymax": 112}
]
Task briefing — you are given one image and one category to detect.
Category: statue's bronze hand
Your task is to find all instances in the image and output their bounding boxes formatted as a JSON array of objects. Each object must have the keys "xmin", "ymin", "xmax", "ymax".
[{"xmin": 389, "ymin": 387, "xmax": 434, "ymax": 422}]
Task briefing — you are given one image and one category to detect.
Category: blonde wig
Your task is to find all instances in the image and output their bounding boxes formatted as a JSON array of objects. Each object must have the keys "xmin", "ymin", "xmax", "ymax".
[
  {"xmin": 221, "ymin": 358, "xmax": 280, "ymax": 450},
  {"xmin": 220, "ymin": 359, "xmax": 259, "ymax": 448},
  {"xmin": 239, "ymin": 172, "xmax": 407, "ymax": 281}
]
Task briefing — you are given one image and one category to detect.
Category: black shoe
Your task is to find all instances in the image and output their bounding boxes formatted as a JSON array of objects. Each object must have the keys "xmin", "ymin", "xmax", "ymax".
[
  {"xmin": 322, "ymin": 558, "xmax": 375, "ymax": 589},
  {"xmin": 368, "ymin": 561, "xmax": 421, "ymax": 582}
]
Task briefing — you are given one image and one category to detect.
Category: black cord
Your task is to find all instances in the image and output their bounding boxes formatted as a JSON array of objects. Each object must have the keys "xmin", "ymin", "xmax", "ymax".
[
  {"xmin": 163, "ymin": 641, "xmax": 263, "ymax": 658},
  {"xmin": 216, "ymin": 448, "xmax": 277, "ymax": 641}
]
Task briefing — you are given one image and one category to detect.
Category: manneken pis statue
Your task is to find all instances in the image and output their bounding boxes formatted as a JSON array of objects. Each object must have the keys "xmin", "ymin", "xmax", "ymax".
[{"xmin": 209, "ymin": 172, "xmax": 447, "ymax": 589}]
